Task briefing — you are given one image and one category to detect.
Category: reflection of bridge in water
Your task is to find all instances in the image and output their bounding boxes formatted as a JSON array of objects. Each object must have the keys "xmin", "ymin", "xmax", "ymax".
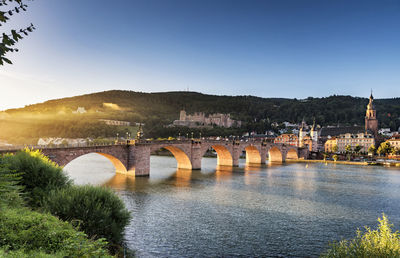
[{"xmin": 0, "ymin": 139, "xmax": 308, "ymax": 177}]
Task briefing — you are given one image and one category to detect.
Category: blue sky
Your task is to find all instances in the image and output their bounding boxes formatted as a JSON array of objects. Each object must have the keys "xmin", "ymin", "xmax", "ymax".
[{"xmin": 0, "ymin": 0, "xmax": 399, "ymax": 110}]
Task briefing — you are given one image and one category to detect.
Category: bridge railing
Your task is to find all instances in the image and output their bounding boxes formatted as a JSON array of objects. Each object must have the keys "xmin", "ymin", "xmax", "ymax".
[
  {"xmin": 0, "ymin": 142, "xmax": 122, "ymax": 152},
  {"xmin": 0, "ymin": 138, "xmax": 274, "ymax": 152}
]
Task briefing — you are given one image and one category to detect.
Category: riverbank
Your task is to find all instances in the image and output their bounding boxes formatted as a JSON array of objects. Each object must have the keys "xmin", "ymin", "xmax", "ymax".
[{"xmin": 297, "ymin": 159, "xmax": 400, "ymax": 167}]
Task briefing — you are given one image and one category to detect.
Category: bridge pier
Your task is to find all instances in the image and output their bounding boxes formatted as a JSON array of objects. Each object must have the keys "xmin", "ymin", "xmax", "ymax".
[
  {"xmin": 128, "ymin": 145, "xmax": 150, "ymax": 176},
  {"xmin": 260, "ymin": 146, "xmax": 267, "ymax": 164},
  {"xmin": 232, "ymin": 144, "xmax": 241, "ymax": 167},
  {"xmin": 190, "ymin": 141, "xmax": 202, "ymax": 170}
]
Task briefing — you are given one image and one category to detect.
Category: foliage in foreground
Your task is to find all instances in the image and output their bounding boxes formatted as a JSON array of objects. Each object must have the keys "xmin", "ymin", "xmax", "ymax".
[
  {"xmin": 0, "ymin": 162, "xmax": 24, "ymax": 208},
  {"xmin": 0, "ymin": 207, "xmax": 111, "ymax": 257},
  {"xmin": 44, "ymin": 185, "xmax": 131, "ymax": 249},
  {"xmin": 1, "ymin": 149, "xmax": 72, "ymax": 207},
  {"xmin": 321, "ymin": 214, "xmax": 400, "ymax": 258}
]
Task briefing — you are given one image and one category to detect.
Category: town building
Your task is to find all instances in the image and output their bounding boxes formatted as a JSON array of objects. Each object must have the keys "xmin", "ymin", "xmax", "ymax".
[
  {"xmin": 336, "ymin": 132, "xmax": 375, "ymax": 153},
  {"xmin": 99, "ymin": 119, "xmax": 131, "ymax": 126},
  {"xmin": 324, "ymin": 133, "xmax": 374, "ymax": 153},
  {"xmin": 274, "ymin": 133, "xmax": 298, "ymax": 146},
  {"xmin": 173, "ymin": 110, "xmax": 241, "ymax": 128},
  {"xmin": 388, "ymin": 138, "xmax": 400, "ymax": 149},
  {"xmin": 72, "ymin": 107, "xmax": 87, "ymax": 114},
  {"xmin": 378, "ymin": 128, "xmax": 395, "ymax": 138},
  {"xmin": 324, "ymin": 138, "xmax": 337, "ymax": 153},
  {"xmin": 298, "ymin": 120, "xmax": 319, "ymax": 152}
]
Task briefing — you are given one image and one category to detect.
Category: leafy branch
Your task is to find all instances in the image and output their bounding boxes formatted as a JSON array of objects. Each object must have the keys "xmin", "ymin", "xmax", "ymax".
[{"xmin": 0, "ymin": 0, "xmax": 35, "ymax": 65}]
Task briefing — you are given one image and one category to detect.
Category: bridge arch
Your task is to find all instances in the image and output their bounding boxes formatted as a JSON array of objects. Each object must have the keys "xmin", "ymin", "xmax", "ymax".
[
  {"xmin": 268, "ymin": 147, "xmax": 283, "ymax": 163},
  {"xmin": 286, "ymin": 148, "xmax": 298, "ymax": 160},
  {"xmin": 151, "ymin": 145, "xmax": 192, "ymax": 170},
  {"xmin": 243, "ymin": 145, "xmax": 261, "ymax": 164},
  {"xmin": 64, "ymin": 152, "xmax": 128, "ymax": 174},
  {"xmin": 200, "ymin": 144, "xmax": 233, "ymax": 166},
  {"xmin": 240, "ymin": 144, "xmax": 262, "ymax": 164},
  {"xmin": 212, "ymin": 145, "xmax": 233, "ymax": 166}
]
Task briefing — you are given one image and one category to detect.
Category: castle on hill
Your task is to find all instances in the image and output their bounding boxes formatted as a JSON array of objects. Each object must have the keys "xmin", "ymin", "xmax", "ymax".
[{"xmin": 173, "ymin": 110, "xmax": 242, "ymax": 128}]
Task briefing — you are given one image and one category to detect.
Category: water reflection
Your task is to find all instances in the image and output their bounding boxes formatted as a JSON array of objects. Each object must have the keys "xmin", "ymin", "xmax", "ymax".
[
  {"xmin": 173, "ymin": 169, "xmax": 192, "ymax": 188},
  {"xmin": 65, "ymin": 154, "xmax": 400, "ymax": 257}
]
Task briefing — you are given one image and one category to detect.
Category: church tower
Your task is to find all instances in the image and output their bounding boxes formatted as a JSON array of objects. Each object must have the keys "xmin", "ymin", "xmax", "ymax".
[
  {"xmin": 365, "ymin": 92, "xmax": 378, "ymax": 137},
  {"xmin": 310, "ymin": 119, "xmax": 319, "ymax": 151},
  {"xmin": 298, "ymin": 118, "xmax": 307, "ymax": 147}
]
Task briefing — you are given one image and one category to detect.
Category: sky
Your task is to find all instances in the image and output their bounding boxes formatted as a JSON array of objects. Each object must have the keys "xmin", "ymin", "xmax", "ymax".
[{"xmin": 0, "ymin": 0, "xmax": 399, "ymax": 110}]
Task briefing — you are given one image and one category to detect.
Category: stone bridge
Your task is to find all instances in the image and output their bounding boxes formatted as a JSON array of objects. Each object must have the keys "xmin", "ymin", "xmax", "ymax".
[{"xmin": 0, "ymin": 140, "xmax": 308, "ymax": 176}]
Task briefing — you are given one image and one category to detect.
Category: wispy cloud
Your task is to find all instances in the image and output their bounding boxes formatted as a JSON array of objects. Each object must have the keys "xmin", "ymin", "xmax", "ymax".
[{"xmin": 0, "ymin": 70, "xmax": 56, "ymax": 86}]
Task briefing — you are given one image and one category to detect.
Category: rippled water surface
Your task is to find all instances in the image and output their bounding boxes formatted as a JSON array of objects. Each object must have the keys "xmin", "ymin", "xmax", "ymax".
[{"xmin": 65, "ymin": 154, "xmax": 400, "ymax": 257}]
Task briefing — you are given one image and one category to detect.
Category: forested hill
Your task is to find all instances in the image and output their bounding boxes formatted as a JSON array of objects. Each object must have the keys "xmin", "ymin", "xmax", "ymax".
[
  {"xmin": 1, "ymin": 90, "xmax": 400, "ymax": 143},
  {"xmin": 6, "ymin": 90, "xmax": 400, "ymax": 126}
]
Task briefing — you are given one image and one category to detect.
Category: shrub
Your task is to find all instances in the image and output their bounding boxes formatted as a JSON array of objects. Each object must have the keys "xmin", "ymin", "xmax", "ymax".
[
  {"xmin": 0, "ymin": 248, "xmax": 67, "ymax": 258},
  {"xmin": 321, "ymin": 214, "xmax": 400, "ymax": 257},
  {"xmin": 2, "ymin": 149, "xmax": 72, "ymax": 207},
  {"xmin": 0, "ymin": 207, "xmax": 111, "ymax": 257},
  {"xmin": 0, "ymin": 161, "xmax": 24, "ymax": 208},
  {"xmin": 44, "ymin": 185, "xmax": 131, "ymax": 248}
]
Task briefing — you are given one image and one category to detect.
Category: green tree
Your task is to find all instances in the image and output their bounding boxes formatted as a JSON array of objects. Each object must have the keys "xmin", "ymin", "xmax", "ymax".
[
  {"xmin": 321, "ymin": 214, "xmax": 400, "ymax": 257},
  {"xmin": 0, "ymin": 0, "xmax": 35, "ymax": 65},
  {"xmin": 345, "ymin": 144, "xmax": 352, "ymax": 161},
  {"xmin": 332, "ymin": 144, "xmax": 338, "ymax": 153},
  {"xmin": 377, "ymin": 141, "xmax": 393, "ymax": 157},
  {"xmin": 368, "ymin": 144, "xmax": 376, "ymax": 155},
  {"xmin": 332, "ymin": 154, "xmax": 338, "ymax": 162},
  {"xmin": 354, "ymin": 144, "xmax": 362, "ymax": 155}
]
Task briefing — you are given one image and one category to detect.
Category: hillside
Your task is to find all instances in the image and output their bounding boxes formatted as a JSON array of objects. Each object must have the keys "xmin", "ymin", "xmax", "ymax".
[{"xmin": 1, "ymin": 90, "xmax": 399, "ymax": 144}]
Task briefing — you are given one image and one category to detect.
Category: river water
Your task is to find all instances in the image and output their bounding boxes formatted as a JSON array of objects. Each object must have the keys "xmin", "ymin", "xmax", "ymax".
[{"xmin": 64, "ymin": 154, "xmax": 400, "ymax": 257}]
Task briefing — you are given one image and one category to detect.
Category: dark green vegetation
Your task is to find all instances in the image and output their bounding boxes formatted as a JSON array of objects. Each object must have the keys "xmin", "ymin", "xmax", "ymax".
[
  {"xmin": 0, "ymin": 149, "xmax": 131, "ymax": 257},
  {"xmin": 2, "ymin": 150, "xmax": 72, "ymax": 207},
  {"xmin": 1, "ymin": 90, "xmax": 399, "ymax": 143},
  {"xmin": 0, "ymin": 0, "xmax": 36, "ymax": 65},
  {"xmin": 44, "ymin": 185, "xmax": 131, "ymax": 249},
  {"xmin": 321, "ymin": 214, "xmax": 400, "ymax": 257},
  {"xmin": 0, "ymin": 208, "xmax": 111, "ymax": 257}
]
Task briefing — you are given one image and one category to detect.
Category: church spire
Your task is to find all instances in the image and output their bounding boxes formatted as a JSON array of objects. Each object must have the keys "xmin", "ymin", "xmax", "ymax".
[
  {"xmin": 311, "ymin": 118, "xmax": 316, "ymax": 131},
  {"xmin": 365, "ymin": 90, "xmax": 378, "ymax": 137}
]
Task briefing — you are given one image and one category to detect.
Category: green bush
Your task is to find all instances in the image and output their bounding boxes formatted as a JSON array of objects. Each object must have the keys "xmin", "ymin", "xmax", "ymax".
[
  {"xmin": 0, "ymin": 248, "xmax": 67, "ymax": 258},
  {"xmin": 0, "ymin": 207, "xmax": 111, "ymax": 257},
  {"xmin": 321, "ymin": 214, "xmax": 400, "ymax": 257},
  {"xmin": 2, "ymin": 149, "xmax": 72, "ymax": 207},
  {"xmin": 0, "ymin": 161, "xmax": 24, "ymax": 208},
  {"xmin": 44, "ymin": 185, "xmax": 131, "ymax": 248}
]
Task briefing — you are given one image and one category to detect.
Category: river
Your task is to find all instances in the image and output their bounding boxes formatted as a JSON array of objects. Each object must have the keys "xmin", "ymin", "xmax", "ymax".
[{"xmin": 64, "ymin": 154, "xmax": 400, "ymax": 257}]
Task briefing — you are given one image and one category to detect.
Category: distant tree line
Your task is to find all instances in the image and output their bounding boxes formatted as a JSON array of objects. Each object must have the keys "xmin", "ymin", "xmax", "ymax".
[{"xmin": 1, "ymin": 91, "xmax": 400, "ymax": 142}]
